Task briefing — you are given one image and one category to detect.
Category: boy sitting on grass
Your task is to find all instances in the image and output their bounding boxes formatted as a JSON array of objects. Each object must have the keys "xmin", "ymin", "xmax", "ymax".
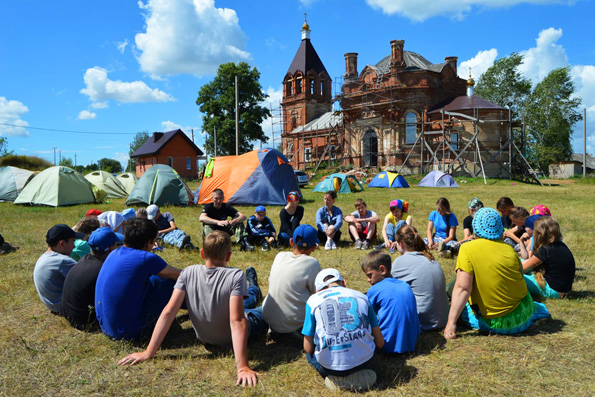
[
  {"xmin": 302, "ymin": 268, "xmax": 385, "ymax": 391},
  {"xmin": 244, "ymin": 205, "xmax": 277, "ymax": 251},
  {"xmin": 263, "ymin": 224, "xmax": 321, "ymax": 340},
  {"xmin": 118, "ymin": 231, "xmax": 265, "ymax": 388},
  {"xmin": 344, "ymin": 198, "xmax": 380, "ymax": 250},
  {"xmin": 361, "ymin": 251, "xmax": 420, "ymax": 354}
]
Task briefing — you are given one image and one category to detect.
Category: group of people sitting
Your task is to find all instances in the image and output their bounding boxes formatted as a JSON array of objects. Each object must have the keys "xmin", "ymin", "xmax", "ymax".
[{"xmin": 29, "ymin": 190, "xmax": 576, "ymax": 391}]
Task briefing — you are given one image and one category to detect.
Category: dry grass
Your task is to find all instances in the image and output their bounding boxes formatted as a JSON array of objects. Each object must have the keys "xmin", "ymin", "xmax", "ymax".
[{"xmin": 1, "ymin": 177, "xmax": 594, "ymax": 396}]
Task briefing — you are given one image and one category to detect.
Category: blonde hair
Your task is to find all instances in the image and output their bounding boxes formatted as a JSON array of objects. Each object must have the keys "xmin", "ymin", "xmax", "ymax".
[
  {"xmin": 532, "ymin": 216, "xmax": 562, "ymax": 289},
  {"xmin": 203, "ymin": 231, "xmax": 232, "ymax": 261},
  {"xmin": 396, "ymin": 225, "xmax": 434, "ymax": 261}
]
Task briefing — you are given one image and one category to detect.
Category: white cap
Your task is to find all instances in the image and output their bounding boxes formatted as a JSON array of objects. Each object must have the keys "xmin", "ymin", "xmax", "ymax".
[
  {"xmin": 315, "ymin": 268, "xmax": 343, "ymax": 291},
  {"xmin": 146, "ymin": 204, "xmax": 159, "ymax": 220}
]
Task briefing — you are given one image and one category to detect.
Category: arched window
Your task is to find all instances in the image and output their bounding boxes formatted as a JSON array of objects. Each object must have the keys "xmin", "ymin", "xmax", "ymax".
[
  {"xmin": 320, "ymin": 80, "xmax": 325, "ymax": 96},
  {"xmin": 405, "ymin": 113, "xmax": 417, "ymax": 145},
  {"xmin": 285, "ymin": 79, "xmax": 292, "ymax": 96},
  {"xmin": 310, "ymin": 79, "xmax": 316, "ymax": 94},
  {"xmin": 363, "ymin": 130, "xmax": 378, "ymax": 167},
  {"xmin": 296, "ymin": 77, "xmax": 302, "ymax": 94}
]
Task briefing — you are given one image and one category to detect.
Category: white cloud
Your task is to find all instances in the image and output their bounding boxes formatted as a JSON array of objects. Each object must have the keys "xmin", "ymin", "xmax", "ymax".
[
  {"xmin": 114, "ymin": 152, "xmax": 130, "ymax": 167},
  {"xmin": 519, "ymin": 28, "xmax": 569, "ymax": 84},
  {"xmin": 458, "ymin": 48, "xmax": 498, "ymax": 80},
  {"xmin": 91, "ymin": 101, "xmax": 109, "ymax": 109},
  {"xmin": 365, "ymin": 0, "xmax": 568, "ymax": 22},
  {"xmin": 0, "ymin": 96, "xmax": 30, "ymax": 136},
  {"xmin": 80, "ymin": 66, "xmax": 174, "ymax": 104},
  {"xmin": 117, "ymin": 39, "xmax": 129, "ymax": 54},
  {"xmin": 78, "ymin": 110, "xmax": 97, "ymax": 120},
  {"xmin": 135, "ymin": 0, "xmax": 251, "ymax": 78},
  {"xmin": 160, "ymin": 120, "xmax": 200, "ymax": 134}
]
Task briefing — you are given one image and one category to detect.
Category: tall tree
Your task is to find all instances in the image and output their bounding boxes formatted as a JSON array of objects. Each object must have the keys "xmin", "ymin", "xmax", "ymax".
[
  {"xmin": 98, "ymin": 158, "xmax": 123, "ymax": 173},
  {"xmin": 475, "ymin": 53, "xmax": 532, "ymax": 120},
  {"xmin": 196, "ymin": 62, "xmax": 270, "ymax": 156},
  {"xmin": 129, "ymin": 131, "xmax": 149, "ymax": 170},
  {"xmin": 525, "ymin": 67, "xmax": 582, "ymax": 171},
  {"xmin": 59, "ymin": 157, "xmax": 74, "ymax": 167}
]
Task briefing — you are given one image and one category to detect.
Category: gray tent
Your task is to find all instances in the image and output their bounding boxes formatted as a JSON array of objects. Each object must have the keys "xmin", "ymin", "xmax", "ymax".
[
  {"xmin": 85, "ymin": 171, "xmax": 128, "ymax": 198},
  {"xmin": 14, "ymin": 166, "xmax": 96, "ymax": 206},
  {"xmin": 126, "ymin": 165, "xmax": 193, "ymax": 206},
  {"xmin": 117, "ymin": 172, "xmax": 138, "ymax": 194},
  {"xmin": 0, "ymin": 166, "xmax": 34, "ymax": 201}
]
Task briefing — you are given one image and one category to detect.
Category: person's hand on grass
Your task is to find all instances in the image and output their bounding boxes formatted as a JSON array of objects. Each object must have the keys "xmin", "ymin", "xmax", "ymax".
[
  {"xmin": 236, "ymin": 367, "xmax": 258, "ymax": 388},
  {"xmin": 444, "ymin": 323, "xmax": 457, "ymax": 340},
  {"xmin": 118, "ymin": 351, "xmax": 153, "ymax": 366}
]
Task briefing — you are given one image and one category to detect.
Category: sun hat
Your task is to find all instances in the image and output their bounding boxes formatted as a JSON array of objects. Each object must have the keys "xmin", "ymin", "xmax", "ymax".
[
  {"xmin": 530, "ymin": 205, "xmax": 551, "ymax": 217},
  {"xmin": 315, "ymin": 268, "xmax": 344, "ymax": 291},
  {"xmin": 121, "ymin": 208, "xmax": 136, "ymax": 221},
  {"xmin": 389, "ymin": 199, "xmax": 409, "ymax": 213},
  {"xmin": 255, "ymin": 205, "xmax": 266, "ymax": 213},
  {"xmin": 525, "ymin": 215, "xmax": 542, "ymax": 231},
  {"xmin": 88, "ymin": 227, "xmax": 124, "ymax": 252},
  {"xmin": 146, "ymin": 205, "xmax": 159, "ymax": 220},
  {"xmin": 468, "ymin": 198, "xmax": 484, "ymax": 210},
  {"xmin": 293, "ymin": 224, "xmax": 319, "ymax": 248},
  {"xmin": 472, "ymin": 207, "xmax": 504, "ymax": 240}
]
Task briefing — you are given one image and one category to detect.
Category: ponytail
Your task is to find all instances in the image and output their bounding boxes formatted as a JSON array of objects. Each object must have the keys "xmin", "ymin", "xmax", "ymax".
[{"xmin": 396, "ymin": 225, "xmax": 434, "ymax": 261}]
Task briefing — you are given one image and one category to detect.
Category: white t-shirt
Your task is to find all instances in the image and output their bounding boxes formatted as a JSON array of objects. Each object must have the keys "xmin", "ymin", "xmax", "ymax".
[{"xmin": 350, "ymin": 209, "xmax": 377, "ymax": 229}]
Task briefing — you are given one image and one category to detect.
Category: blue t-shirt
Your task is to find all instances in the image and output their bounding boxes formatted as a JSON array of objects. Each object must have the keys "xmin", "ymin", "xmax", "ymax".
[
  {"xmin": 367, "ymin": 278, "xmax": 420, "ymax": 354},
  {"xmin": 95, "ymin": 246, "xmax": 167, "ymax": 339},
  {"xmin": 428, "ymin": 210, "xmax": 458, "ymax": 239}
]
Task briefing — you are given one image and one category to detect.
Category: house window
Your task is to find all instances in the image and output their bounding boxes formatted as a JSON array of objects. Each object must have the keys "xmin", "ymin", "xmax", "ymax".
[
  {"xmin": 186, "ymin": 157, "xmax": 191, "ymax": 170},
  {"xmin": 405, "ymin": 113, "xmax": 417, "ymax": 144},
  {"xmin": 168, "ymin": 157, "xmax": 173, "ymax": 167},
  {"xmin": 450, "ymin": 133, "xmax": 459, "ymax": 151},
  {"xmin": 304, "ymin": 147, "xmax": 311, "ymax": 162}
]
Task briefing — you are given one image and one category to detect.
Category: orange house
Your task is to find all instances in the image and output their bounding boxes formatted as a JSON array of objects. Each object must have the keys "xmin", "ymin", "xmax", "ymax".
[{"xmin": 131, "ymin": 129, "xmax": 203, "ymax": 179}]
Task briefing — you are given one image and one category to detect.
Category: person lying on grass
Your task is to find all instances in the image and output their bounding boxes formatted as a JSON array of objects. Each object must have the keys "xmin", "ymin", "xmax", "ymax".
[{"xmin": 118, "ymin": 231, "xmax": 266, "ymax": 388}]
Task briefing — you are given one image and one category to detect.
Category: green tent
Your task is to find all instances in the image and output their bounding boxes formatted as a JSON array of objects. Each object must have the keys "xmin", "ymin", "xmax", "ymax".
[
  {"xmin": 85, "ymin": 171, "xmax": 128, "ymax": 199},
  {"xmin": 0, "ymin": 166, "xmax": 35, "ymax": 201},
  {"xmin": 117, "ymin": 172, "xmax": 138, "ymax": 194},
  {"xmin": 14, "ymin": 166, "xmax": 96, "ymax": 207},
  {"xmin": 125, "ymin": 164, "xmax": 193, "ymax": 206},
  {"xmin": 312, "ymin": 172, "xmax": 365, "ymax": 194}
]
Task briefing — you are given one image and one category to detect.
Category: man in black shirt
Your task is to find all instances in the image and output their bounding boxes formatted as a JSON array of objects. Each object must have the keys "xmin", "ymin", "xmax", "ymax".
[
  {"xmin": 200, "ymin": 189, "xmax": 246, "ymax": 244},
  {"xmin": 61, "ymin": 227, "xmax": 123, "ymax": 330}
]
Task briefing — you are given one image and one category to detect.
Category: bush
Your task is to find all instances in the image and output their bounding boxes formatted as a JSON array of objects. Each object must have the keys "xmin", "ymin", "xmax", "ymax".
[{"xmin": 0, "ymin": 155, "xmax": 53, "ymax": 171}]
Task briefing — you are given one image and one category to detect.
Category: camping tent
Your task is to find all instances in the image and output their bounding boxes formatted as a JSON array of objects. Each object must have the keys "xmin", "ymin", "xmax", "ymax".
[
  {"xmin": 125, "ymin": 164, "xmax": 193, "ymax": 206},
  {"xmin": 312, "ymin": 173, "xmax": 365, "ymax": 193},
  {"xmin": 117, "ymin": 172, "xmax": 138, "ymax": 194},
  {"xmin": 368, "ymin": 171, "xmax": 410, "ymax": 188},
  {"xmin": 418, "ymin": 171, "xmax": 459, "ymax": 188},
  {"xmin": 85, "ymin": 171, "xmax": 128, "ymax": 199},
  {"xmin": 0, "ymin": 166, "xmax": 35, "ymax": 201},
  {"xmin": 195, "ymin": 148, "xmax": 300, "ymax": 205},
  {"xmin": 14, "ymin": 166, "xmax": 96, "ymax": 206}
]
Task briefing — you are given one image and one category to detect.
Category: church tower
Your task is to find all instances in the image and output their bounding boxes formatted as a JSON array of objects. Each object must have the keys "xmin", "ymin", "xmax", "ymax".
[{"xmin": 281, "ymin": 16, "xmax": 332, "ymax": 134}]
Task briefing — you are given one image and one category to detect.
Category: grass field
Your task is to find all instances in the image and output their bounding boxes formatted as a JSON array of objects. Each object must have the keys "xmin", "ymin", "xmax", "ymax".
[{"xmin": 1, "ymin": 177, "xmax": 594, "ymax": 396}]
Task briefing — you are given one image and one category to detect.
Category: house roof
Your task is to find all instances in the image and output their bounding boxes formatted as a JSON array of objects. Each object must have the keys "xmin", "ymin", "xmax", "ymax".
[
  {"xmin": 130, "ymin": 129, "xmax": 203, "ymax": 158},
  {"xmin": 371, "ymin": 51, "xmax": 448, "ymax": 76},
  {"xmin": 291, "ymin": 111, "xmax": 343, "ymax": 134},
  {"xmin": 427, "ymin": 95, "xmax": 507, "ymax": 114},
  {"xmin": 287, "ymin": 38, "xmax": 328, "ymax": 76},
  {"xmin": 569, "ymin": 153, "xmax": 595, "ymax": 168}
]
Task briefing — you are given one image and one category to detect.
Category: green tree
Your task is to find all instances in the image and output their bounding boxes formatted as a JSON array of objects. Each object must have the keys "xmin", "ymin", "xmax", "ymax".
[
  {"xmin": 475, "ymin": 53, "xmax": 532, "ymax": 119},
  {"xmin": 196, "ymin": 62, "xmax": 270, "ymax": 156},
  {"xmin": 525, "ymin": 67, "xmax": 582, "ymax": 171},
  {"xmin": 98, "ymin": 158, "xmax": 123, "ymax": 173},
  {"xmin": 59, "ymin": 157, "xmax": 74, "ymax": 167},
  {"xmin": 0, "ymin": 137, "xmax": 13, "ymax": 156},
  {"xmin": 129, "ymin": 131, "xmax": 149, "ymax": 170},
  {"xmin": 85, "ymin": 163, "xmax": 99, "ymax": 172}
]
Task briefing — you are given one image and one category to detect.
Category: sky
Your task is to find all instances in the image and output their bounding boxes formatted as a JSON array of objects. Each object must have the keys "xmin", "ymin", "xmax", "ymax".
[{"xmin": 1, "ymin": 0, "xmax": 594, "ymax": 169}]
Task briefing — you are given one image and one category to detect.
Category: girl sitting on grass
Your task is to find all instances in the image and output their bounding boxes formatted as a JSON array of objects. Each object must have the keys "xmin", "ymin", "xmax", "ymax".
[
  {"xmin": 502, "ymin": 206, "xmax": 529, "ymax": 250},
  {"xmin": 424, "ymin": 197, "xmax": 458, "ymax": 258},
  {"xmin": 522, "ymin": 217, "xmax": 575, "ymax": 299}
]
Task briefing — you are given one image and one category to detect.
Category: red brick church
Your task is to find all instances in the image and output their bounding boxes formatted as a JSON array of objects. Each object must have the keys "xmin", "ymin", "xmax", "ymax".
[{"xmin": 281, "ymin": 18, "xmax": 511, "ymax": 177}]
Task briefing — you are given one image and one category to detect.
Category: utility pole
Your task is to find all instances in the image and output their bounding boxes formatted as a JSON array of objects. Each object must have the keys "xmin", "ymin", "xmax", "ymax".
[
  {"xmin": 235, "ymin": 75, "xmax": 239, "ymax": 156},
  {"xmin": 75, "ymin": 153, "xmax": 77, "ymax": 168},
  {"xmin": 214, "ymin": 126, "xmax": 217, "ymax": 157},
  {"xmin": 584, "ymin": 108, "xmax": 587, "ymax": 178},
  {"xmin": 59, "ymin": 150, "xmax": 62, "ymax": 165},
  {"xmin": 191, "ymin": 128, "xmax": 195, "ymax": 143},
  {"xmin": 53, "ymin": 147, "xmax": 57, "ymax": 165}
]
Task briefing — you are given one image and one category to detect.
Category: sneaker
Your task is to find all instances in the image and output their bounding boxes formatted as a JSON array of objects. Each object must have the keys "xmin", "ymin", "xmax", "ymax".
[
  {"xmin": 324, "ymin": 369, "xmax": 377, "ymax": 391},
  {"xmin": 354, "ymin": 239, "xmax": 362, "ymax": 250},
  {"xmin": 374, "ymin": 243, "xmax": 385, "ymax": 251},
  {"xmin": 180, "ymin": 235, "xmax": 191, "ymax": 249},
  {"xmin": 245, "ymin": 266, "xmax": 259, "ymax": 288},
  {"xmin": 261, "ymin": 241, "xmax": 270, "ymax": 251},
  {"xmin": 324, "ymin": 239, "xmax": 332, "ymax": 250},
  {"xmin": 240, "ymin": 238, "xmax": 255, "ymax": 252},
  {"xmin": 361, "ymin": 240, "xmax": 370, "ymax": 250},
  {"xmin": 330, "ymin": 239, "xmax": 337, "ymax": 250},
  {"xmin": 388, "ymin": 246, "xmax": 396, "ymax": 254},
  {"xmin": 437, "ymin": 241, "xmax": 445, "ymax": 252}
]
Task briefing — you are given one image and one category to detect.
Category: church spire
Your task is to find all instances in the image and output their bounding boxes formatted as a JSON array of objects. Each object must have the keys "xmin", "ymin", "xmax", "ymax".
[{"xmin": 301, "ymin": 13, "xmax": 311, "ymax": 40}]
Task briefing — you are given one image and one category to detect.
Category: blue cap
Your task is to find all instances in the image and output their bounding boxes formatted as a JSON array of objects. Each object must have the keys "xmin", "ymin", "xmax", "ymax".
[
  {"xmin": 88, "ymin": 227, "xmax": 124, "ymax": 252},
  {"xmin": 121, "ymin": 208, "xmax": 136, "ymax": 221},
  {"xmin": 525, "ymin": 215, "xmax": 542, "ymax": 231},
  {"xmin": 255, "ymin": 205, "xmax": 266, "ymax": 213},
  {"xmin": 293, "ymin": 224, "xmax": 319, "ymax": 248},
  {"xmin": 472, "ymin": 208, "xmax": 504, "ymax": 240}
]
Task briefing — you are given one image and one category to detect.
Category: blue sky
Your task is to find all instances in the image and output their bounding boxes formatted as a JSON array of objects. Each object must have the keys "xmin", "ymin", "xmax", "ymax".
[{"xmin": 1, "ymin": 0, "xmax": 594, "ymax": 169}]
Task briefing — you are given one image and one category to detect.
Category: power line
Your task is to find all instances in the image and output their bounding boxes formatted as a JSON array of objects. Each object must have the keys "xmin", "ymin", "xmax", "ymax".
[{"xmin": 0, "ymin": 122, "xmax": 136, "ymax": 135}]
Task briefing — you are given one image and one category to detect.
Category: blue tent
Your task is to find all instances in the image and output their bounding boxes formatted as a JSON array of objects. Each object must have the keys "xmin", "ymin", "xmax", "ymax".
[
  {"xmin": 368, "ymin": 171, "xmax": 409, "ymax": 188},
  {"xmin": 313, "ymin": 173, "xmax": 364, "ymax": 194},
  {"xmin": 417, "ymin": 171, "xmax": 459, "ymax": 188},
  {"xmin": 195, "ymin": 148, "xmax": 300, "ymax": 205}
]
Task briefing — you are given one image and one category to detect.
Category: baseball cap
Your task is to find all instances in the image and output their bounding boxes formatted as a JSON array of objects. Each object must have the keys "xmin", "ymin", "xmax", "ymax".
[
  {"xmin": 525, "ymin": 215, "xmax": 543, "ymax": 231},
  {"xmin": 293, "ymin": 224, "xmax": 319, "ymax": 248},
  {"xmin": 121, "ymin": 208, "xmax": 136, "ymax": 221},
  {"xmin": 86, "ymin": 209, "xmax": 102, "ymax": 217},
  {"xmin": 468, "ymin": 198, "xmax": 484, "ymax": 210},
  {"xmin": 315, "ymin": 268, "xmax": 344, "ymax": 291},
  {"xmin": 46, "ymin": 224, "xmax": 84, "ymax": 245},
  {"xmin": 88, "ymin": 227, "xmax": 124, "ymax": 252},
  {"xmin": 472, "ymin": 207, "xmax": 504, "ymax": 240},
  {"xmin": 389, "ymin": 199, "xmax": 409, "ymax": 213},
  {"xmin": 255, "ymin": 205, "xmax": 266, "ymax": 213},
  {"xmin": 146, "ymin": 204, "xmax": 159, "ymax": 220}
]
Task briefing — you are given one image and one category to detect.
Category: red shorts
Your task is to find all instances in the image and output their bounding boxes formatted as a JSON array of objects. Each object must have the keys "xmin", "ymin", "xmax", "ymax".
[{"xmin": 350, "ymin": 223, "xmax": 377, "ymax": 242}]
